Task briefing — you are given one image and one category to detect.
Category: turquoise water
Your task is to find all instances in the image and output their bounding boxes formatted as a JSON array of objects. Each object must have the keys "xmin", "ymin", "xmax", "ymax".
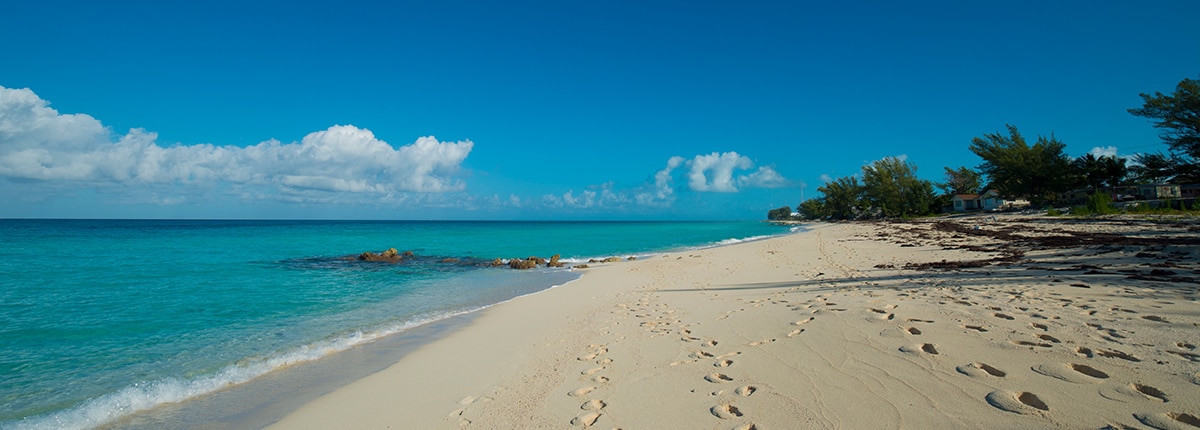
[{"xmin": 0, "ymin": 220, "xmax": 791, "ymax": 429}]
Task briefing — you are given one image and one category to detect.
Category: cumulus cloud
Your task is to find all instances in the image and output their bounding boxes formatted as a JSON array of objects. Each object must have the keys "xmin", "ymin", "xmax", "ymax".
[
  {"xmin": 687, "ymin": 152, "xmax": 752, "ymax": 192},
  {"xmin": 683, "ymin": 152, "xmax": 787, "ymax": 193},
  {"xmin": 0, "ymin": 86, "xmax": 474, "ymax": 204},
  {"xmin": 1089, "ymin": 146, "xmax": 1118, "ymax": 158}
]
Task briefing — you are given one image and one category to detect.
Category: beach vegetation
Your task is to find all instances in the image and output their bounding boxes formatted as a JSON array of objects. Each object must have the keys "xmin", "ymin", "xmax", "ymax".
[
  {"xmin": 817, "ymin": 176, "xmax": 866, "ymax": 220},
  {"xmin": 793, "ymin": 159, "xmax": 939, "ymax": 220},
  {"xmin": 937, "ymin": 166, "xmax": 982, "ymax": 196},
  {"xmin": 861, "ymin": 156, "xmax": 937, "ymax": 218},
  {"xmin": 796, "ymin": 198, "xmax": 829, "ymax": 220},
  {"xmin": 1071, "ymin": 192, "xmax": 1118, "ymax": 216},
  {"xmin": 1072, "ymin": 153, "xmax": 1128, "ymax": 189},
  {"xmin": 1129, "ymin": 75, "xmax": 1200, "ymax": 160},
  {"xmin": 969, "ymin": 125, "xmax": 1075, "ymax": 205},
  {"xmin": 767, "ymin": 206, "xmax": 794, "ymax": 220}
]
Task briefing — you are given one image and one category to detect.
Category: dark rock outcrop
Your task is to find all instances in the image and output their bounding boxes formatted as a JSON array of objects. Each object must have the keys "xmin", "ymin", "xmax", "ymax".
[
  {"xmin": 547, "ymin": 254, "xmax": 564, "ymax": 268},
  {"xmin": 509, "ymin": 258, "xmax": 538, "ymax": 270},
  {"xmin": 358, "ymin": 248, "xmax": 403, "ymax": 262}
]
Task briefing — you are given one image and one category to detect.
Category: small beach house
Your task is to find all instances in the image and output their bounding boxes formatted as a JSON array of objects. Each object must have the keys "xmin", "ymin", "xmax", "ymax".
[{"xmin": 953, "ymin": 190, "xmax": 1028, "ymax": 212}]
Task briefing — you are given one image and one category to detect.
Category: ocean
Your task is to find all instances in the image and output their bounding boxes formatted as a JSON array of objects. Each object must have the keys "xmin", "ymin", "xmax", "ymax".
[{"xmin": 0, "ymin": 220, "xmax": 793, "ymax": 429}]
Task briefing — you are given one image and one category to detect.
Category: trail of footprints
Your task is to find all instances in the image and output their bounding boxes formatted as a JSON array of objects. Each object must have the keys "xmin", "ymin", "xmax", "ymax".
[
  {"xmin": 696, "ymin": 338, "xmax": 759, "ymax": 428},
  {"xmin": 569, "ymin": 342, "xmax": 613, "ymax": 427}
]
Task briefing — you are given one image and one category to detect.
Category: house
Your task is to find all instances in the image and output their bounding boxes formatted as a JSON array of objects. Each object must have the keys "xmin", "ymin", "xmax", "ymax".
[
  {"xmin": 1179, "ymin": 184, "xmax": 1200, "ymax": 199},
  {"xmin": 980, "ymin": 189, "xmax": 1030, "ymax": 211},
  {"xmin": 953, "ymin": 190, "xmax": 1029, "ymax": 212},
  {"xmin": 1138, "ymin": 184, "xmax": 1181, "ymax": 200},
  {"xmin": 952, "ymin": 194, "xmax": 981, "ymax": 212}
]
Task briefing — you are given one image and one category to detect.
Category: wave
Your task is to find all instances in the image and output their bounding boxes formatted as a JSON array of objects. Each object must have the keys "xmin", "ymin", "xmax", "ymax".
[{"xmin": 5, "ymin": 309, "xmax": 476, "ymax": 430}]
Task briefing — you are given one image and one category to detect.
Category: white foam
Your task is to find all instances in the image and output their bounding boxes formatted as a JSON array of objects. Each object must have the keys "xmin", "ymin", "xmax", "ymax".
[{"xmin": 7, "ymin": 310, "xmax": 472, "ymax": 430}]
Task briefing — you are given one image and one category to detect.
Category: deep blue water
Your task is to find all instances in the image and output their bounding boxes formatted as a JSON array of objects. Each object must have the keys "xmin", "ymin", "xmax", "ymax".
[{"xmin": 0, "ymin": 220, "xmax": 791, "ymax": 429}]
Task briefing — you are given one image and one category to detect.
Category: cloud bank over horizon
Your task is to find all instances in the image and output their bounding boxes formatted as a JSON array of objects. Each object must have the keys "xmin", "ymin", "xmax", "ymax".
[
  {"xmin": 0, "ymin": 86, "xmax": 474, "ymax": 206},
  {"xmin": 1, "ymin": 85, "xmax": 792, "ymax": 218}
]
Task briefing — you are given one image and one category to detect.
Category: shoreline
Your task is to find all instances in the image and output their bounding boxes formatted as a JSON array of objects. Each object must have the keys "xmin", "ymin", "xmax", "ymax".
[
  {"xmin": 265, "ymin": 213, "xmax": 1198, "ymax": 429},
  {"xmin": 96, "ymin": 225, "xmax": 798, "ymax": 429}
]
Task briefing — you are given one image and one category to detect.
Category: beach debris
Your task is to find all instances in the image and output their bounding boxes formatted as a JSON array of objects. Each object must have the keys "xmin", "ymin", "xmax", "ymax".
[{"xmin": 588, "ymin": 257, "xmax": 624, "ymax": 263}]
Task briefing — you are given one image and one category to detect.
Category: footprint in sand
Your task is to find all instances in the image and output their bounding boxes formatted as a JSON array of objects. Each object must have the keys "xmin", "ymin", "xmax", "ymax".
[
  {"xmin": 956, "ymin": 362, "xmax": 1006, "ymax": 378},
  {"xmin": 581, "ymin": 366, "xmax": 606, "ymax": 376},
  {"xmin": 900, "ymin": 343, "xmax": 939, "ymax": 355},
  {"xmin": 985, "ymin": 390, "xmax": 1049, "ymax": 414},
  {"xmin": 581, "ymin": 399, "xmax": 606, "ymax": 411},
  {"xmin": 1032, "ymin": 363, "xmax": 1109, "ymax": 384},
  {"xmin": 906, "ymin": 327, "xmax": 922, "ymax": 335},
  {"xmin": 1101, "ymin": 383, "xmax": 1170, "ymax": 403},
  {"xmin": 704, "ymin": 339, "xmax": 719, "ymax": 347},
  {"xmin": 578, "ymin": 348, "xmax": 608, "ymax": 361},
  {"xmin": 1036, "ymin": 334, "xmax": 1061, "ymax": 343},
  {"xmin": 993, "ymin": 313, "xmax": 1015, "ymax": 321},
  {"xmin": 736, "ymin": 385, "xmax": 757, "ymax": 396},
  {"xmin": 705, "ymin": 373, "xmax": 734, "ymax": 383},
  {"xmin": 1135, "ymin": 412, "xmax": 1200, "ymax": 429},
  {"xmin": 570, "ymin": 411, "xmax": 601, "ymax": 427},
  {"xmin": 1011, "ymin": 340, "xmax": 1052, "ymax": 348},
  {"xmin": 714, "ymin": 359, "xmax": 733, "ymax": 367},
  {"xmin": 907, "ymin": 318, "xmax": 934, "ymax": 323},
  {"xmin": 715, "ymin": 351, "xmax": 741, "ymax": 360},
  {"xmin": 748, "ymin": 339, "xmax": 776, "ymax": 346},
  {"xmin": 569, "ymin": 386, "xmax": 597, "ymax": 397},
  {"xmin": 792, "ymin": 317, "xmax": 814, "ymax": 326},
  {"xmin": 710, "ymin": 404, "xmax": 744, "ymax": 419},
  {"xmin": 1143, "ymin": 315, "xmax": 1170, "ymax": 323},
  {"xmin": 1096, "ymin": 348, "xmax": 1141, "ymax": 362}
]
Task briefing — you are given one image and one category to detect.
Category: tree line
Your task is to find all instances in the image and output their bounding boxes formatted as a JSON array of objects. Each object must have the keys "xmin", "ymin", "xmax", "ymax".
[{"xmin": 769, "ymin": 74, "xmax": 1199, "ymax": 221}]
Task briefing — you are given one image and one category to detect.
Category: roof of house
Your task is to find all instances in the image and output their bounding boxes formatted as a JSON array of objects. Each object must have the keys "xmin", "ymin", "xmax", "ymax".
[{"xmin": 953, "ymin": 194, "xmax": 980, "ymax": 200}]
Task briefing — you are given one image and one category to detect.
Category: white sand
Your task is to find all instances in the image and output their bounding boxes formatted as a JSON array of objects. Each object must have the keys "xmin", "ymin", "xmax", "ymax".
[{"xmin": 268, "ymin": 215, "xmax": 1200, "ymax": 429}]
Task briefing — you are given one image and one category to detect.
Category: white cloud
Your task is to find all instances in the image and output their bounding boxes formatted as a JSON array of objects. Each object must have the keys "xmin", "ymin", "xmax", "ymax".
[
  {"xmin": 0, "ymin": 86, "xmax": 474, "ymax": 204},
  {"xmin": 1089, "ymin": 146, "xmax": 1118, "ymax": 158},
  {"xmin": 687, "ymin": 152, "xmax": 753, "ymax": 192},
  {"xmin": 656, "ymin": 156, "xmax": 685, "ymax": 198},
  {"xmin": 738, "ymin": 165, "xmax": 787, "ymax": 189},
  {"xmin": 819, "ymin": 174, "xmax": 833, "ymax": 184}
]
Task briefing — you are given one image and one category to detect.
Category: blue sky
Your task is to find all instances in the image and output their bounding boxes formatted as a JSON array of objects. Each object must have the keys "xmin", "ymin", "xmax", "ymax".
[{"xmin": 2, "ymin": 1, "xmax": 1198, "ymax": 219}]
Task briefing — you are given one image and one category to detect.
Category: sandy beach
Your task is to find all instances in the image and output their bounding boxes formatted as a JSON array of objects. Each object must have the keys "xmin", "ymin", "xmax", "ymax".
[{"xmin": 268, "ymin": 214, "xmax": 1200, "ymax": 429}]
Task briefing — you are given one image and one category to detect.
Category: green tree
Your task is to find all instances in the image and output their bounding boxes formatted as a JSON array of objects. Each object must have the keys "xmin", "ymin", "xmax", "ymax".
[
  {"xmin": 937, "ymin": 166, "xmax": 982, "ymax": 196},
  {"xmin": 969, "ymin": 125, "xmax": 1074, "ymax": 205},
  {"xmin": 1072, "ymin": 154, "xmax": 1125, "ymax": 189},
  {"xmin": 1130, "ymin": 152, "xmax": 1176, "ymax": 183},
  {"xmin": 861, "ymin": 157, "xmax": 936, "ymax": 218},
  {"xmin": 1099, "ymin": 155, "xmax": 1128, "ymax": 188},
  {"xmin": 796, "ymin": 198, "xmax": 829, "ymax": 220},
  {"xmin": 1128, "ymin": 75, "xmax": 1200, "ymax": 159},
  {"xmin": 817, "ymin": 176, "xmax": 864, "ymax": 220},
  {"xmin": 767, "ymin": 206, "xmax": 793, "ymax": 220}
]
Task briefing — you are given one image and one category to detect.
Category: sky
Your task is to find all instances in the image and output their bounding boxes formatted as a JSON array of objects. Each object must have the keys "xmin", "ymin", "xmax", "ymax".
[{"xmin": 2, "ymin": 1, "xmax": 1198, "ymax": 220}]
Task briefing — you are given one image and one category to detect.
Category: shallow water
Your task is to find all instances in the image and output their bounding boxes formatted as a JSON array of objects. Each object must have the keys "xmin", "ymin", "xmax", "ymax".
[{"xmin": 0, "ymin": 220, "xmax": 791, "ymax": 429}]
